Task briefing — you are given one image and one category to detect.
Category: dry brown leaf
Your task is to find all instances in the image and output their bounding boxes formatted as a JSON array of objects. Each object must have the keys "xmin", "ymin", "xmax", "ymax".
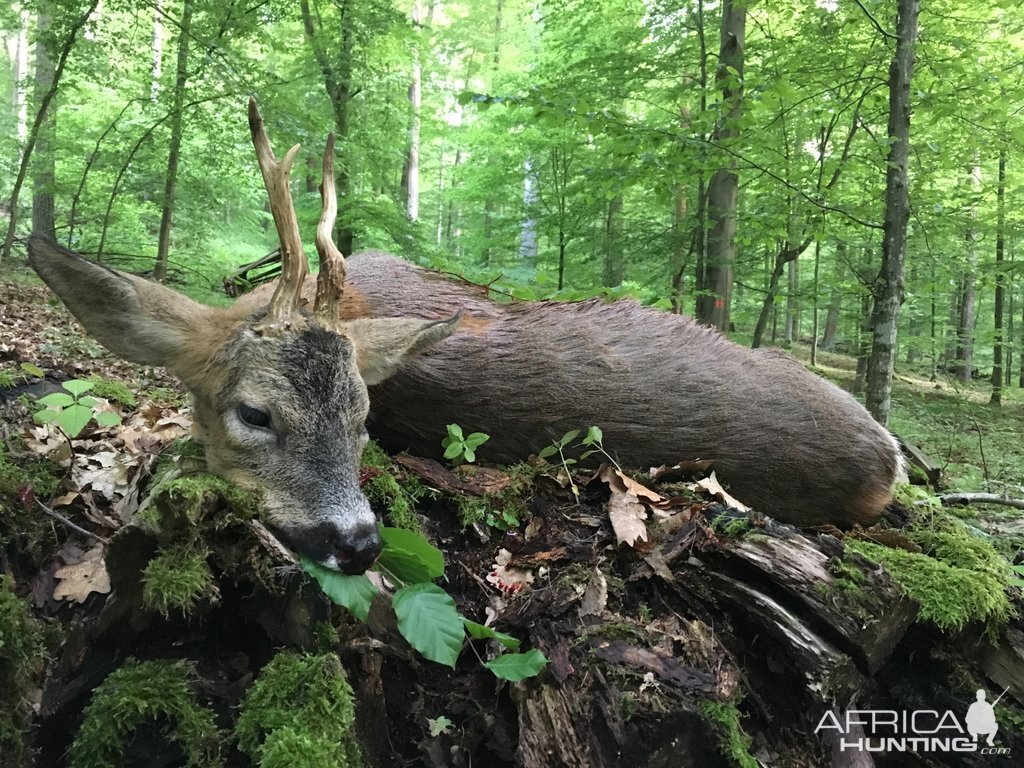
[
  {"xmin": 598, "ymin": 464, "xmax": 663, "ymax": 504},
  {"xmin": 578, "ymin": 568, "xmax": 608, "ymax": 617},
  {"xmin": 53, "ymin": 546, "xmax": 111, "ymax": 603},
  {"xmin": 648, "ymin": 459, "xmax": 715, "ymax": 481},
  {"xmin": 608, "ymin": 489, "xmax": 649, "ymax": 546},
  {"xmin": 693, "ymin": 472, "xmax": 750, "ymax": 512}
]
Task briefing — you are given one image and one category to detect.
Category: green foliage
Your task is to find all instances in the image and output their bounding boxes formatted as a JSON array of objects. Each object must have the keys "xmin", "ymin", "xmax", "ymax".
[
  {"xmin": 698, "ymin": 700, "xmax": 758, "ymax": 768},
  {"xmin": 302, "ymin": 525, "xmax": 548, "ymax": 680},
  {"xmin": 441, "ymin": 423, "xmax": 490, "ymax": 464},
  {"xmin": 0, "ymin": 575, "xmax": 46, "ymax": 766},
  {"xmin": 86, "ymin": 375, "xmax": 138, "ymax": 407},
  {"xmin": 360, "ymin": 440, "xmax": 430, "ymax": 531},
  {"xmin": 847, "ymin": 512, "xmax": 1015, "ymax": 632},
  {"xmin": 32, "ymin": 379, "xmax": 121, "ymax": 438},
  {"xmin": 69, "ymin": 660, "xmax": 223, "ymax": 768},
  {"xmin": 235, "ymin": 652, "xmax": 361, "ymax": 768},
  {"xmin": 137, "ymin": 473, "xmax": 261, "ymax": 533},
  {"xmin": 141, "ymin": 541, "xmax": 218, "ymax": 616}
]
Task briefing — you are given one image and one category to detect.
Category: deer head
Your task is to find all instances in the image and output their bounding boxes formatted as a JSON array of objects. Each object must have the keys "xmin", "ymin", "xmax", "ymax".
[{"xmin": 28, "ymin": 99, "xmax": 457, "ymax": 573}]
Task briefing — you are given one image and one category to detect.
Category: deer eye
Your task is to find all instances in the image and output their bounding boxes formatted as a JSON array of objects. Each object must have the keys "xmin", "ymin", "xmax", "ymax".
[{"xmin": 237, "ymin": 403, "xmax": 272, "ymax": 429}]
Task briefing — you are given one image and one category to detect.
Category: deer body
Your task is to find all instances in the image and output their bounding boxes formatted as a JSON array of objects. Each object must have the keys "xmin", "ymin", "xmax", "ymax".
[
  {"xmin": 243, "ymin": 252, "xmax": 902, "ymax": 529},
  {"xmin": 27, "ymin": 100, "xmax": 901, "ymax": 575}
]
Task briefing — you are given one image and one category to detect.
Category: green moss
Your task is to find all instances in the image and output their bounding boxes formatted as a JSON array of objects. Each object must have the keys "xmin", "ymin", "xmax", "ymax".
[
  {"xmin": 86, "ymin": 375, "xmax": 138, "ymax": 407},
  {"xmin": 0, "ymin": 444, "xmax": 60, "ymax": 500},
  {"xmin": 137, "ymin": 472, "xmax": 260, "ymax": 533},
  {"xmin": 142, "ymin": 541, "xmax": 218, "ymax": 615},
  {"xmin": 847, "ymin": 514, "xmax": 1014, "ymax": 633},
  {"xmin": 69, "ymin": 660, "xmax": 223, "ymax": 768},
  {"xmin": 698, "ymin": 700, "xmax": 757, "ymax": 768},
  {"xmin": 236, "ymin": 652, "xmax": 362, "ymax": 768},
  {"xmin": 0, "ymin": 575, "xmax": 46, "ymax": 766},
  {"xmin": 360, "ymin": 440, "xmax": 430, "ymax": 531},
  {"xmin": 453, "ymin": 462, "xmax": 537, "ymax": 532}
]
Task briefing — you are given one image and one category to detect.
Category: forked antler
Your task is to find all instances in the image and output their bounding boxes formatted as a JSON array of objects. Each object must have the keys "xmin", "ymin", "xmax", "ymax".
[
  {"xmin": 248, "ymin": 97, "xmax": 307, "ymax": 335},
  {"xmin": 313, "ymin": 132, "xmax": 346, "ymax": 328}
]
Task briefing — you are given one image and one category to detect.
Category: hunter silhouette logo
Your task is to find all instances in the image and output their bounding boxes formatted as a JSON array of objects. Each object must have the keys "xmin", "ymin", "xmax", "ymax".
[{"xmin": 965, "ymin": 688, "xmax": 1006, "ymax": 747}]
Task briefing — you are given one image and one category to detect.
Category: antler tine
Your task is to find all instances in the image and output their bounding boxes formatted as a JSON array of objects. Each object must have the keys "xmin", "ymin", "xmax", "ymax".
[
  {"xmin": 313, "ymin": 132, "xmax": 346, "ymax": 328},
  {"xmin": 248, "ymin": 97, "xmax": 307, "ymax": 334}
]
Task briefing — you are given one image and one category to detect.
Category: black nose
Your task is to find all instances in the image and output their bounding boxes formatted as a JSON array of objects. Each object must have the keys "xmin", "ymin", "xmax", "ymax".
[{"xmin": 333, "ymin": 524, "xmax": 381, "ymax": 575}]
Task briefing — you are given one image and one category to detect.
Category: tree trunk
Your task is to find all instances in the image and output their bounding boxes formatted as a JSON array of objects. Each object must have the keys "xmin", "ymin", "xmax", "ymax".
[
  {"xmin": 481, "ymin": 0, "xmax": 503, "ymax": 265},
  {"xmin": 810, "ymin": 239, "xmax": 821, "ymax": 366},
  {"xmin": 865, "ymin": 0, "xmax": 919, "ymax": 426},
  {"xmin": 697, "ymin": 0, "xmax": 744, "ymax": 331},
  {"xmin": 602, "ymin": 194, "xmax": 624, "ymax": 288},
  {"xmin": 31, "ymin": 4, "xmax": 57, "ymax": 242},
  {"xmin": 150, "ymin": 0, "xmax": 163, "ymax": 100},
  {"xmin": 751, "ymin": 241, "xmax": 809, "ymax": 349},
  {"xmin": 991, "ymin": 151, "xmax": 1006, "ymax": 404},
  {"xmin": 301, "ymin": 0, "xmax": 355, "ymax": 255},
  {"xmin": 153, "ymin": 0, "xmax": 194, "ymax": 283},
  {"xmin": 0, "ymin": 0, "xmax": 99, "ymax": 266},
  {"xmin": 403, "ymin": 0, "xmax": 423, "ymax": 222},
  {"xmin": 519, "ymin": 158, "xmax": 538, "ymax": 270},
  {"xmin": 820, "ymin": 243, "xmax": 845, "ymax": 351},
  {"xmin": 13, "ymin": 9, "xmax": 29, "ymax": 143},
  {"xmin": 784, "ymin": 258, "xmax": 798, "ymax": 345},
  {"xmin": 956, "ymin": 156, "xmax": 981, "ymax": 383}
]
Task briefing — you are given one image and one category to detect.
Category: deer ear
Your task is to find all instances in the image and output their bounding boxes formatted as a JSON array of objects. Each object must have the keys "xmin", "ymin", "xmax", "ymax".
[
  {"xmin": 345, "ymin": 314, "xmax": 460, "ymax": 386},
  {"xmin": 28, "ymin": 236, "xmax": 211, "ymax": 367}
]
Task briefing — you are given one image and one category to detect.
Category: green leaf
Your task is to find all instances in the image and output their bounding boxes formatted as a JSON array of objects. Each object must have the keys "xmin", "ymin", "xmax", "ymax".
[
  {"xmin": 301, "ymin": 556, "xmax": 378, "ymax": 622},
  {"xmin": 393, "ymin": 583, "xmax": 463, "ymax": 667},
  {"xmin": 35, "ymin": 409, "xmax": 59, "ymax": 424},
  {"xmin": 20, "ymin": 362, "xmax": 45, "ymax": 378},
  {"xmin": 57, "ymin": 404, "xmax": 94, "ymax": 437},
  {"xmin": 94, "ymin": 412, "xmax": 122, "ymax": 427},
  {"xmin": 443, "ymin": 442, "xmax": 464, "ymax": 460},
  {"xmin": 380, "ymin": 527, "xmax": 445, "ymax": 578},
  {"xmin": 557, "ymin": 429, "xmax": 581, "ymax": 447},
  {"xmin": 584, "ymin": 426, "xmax": 603, "ymax": 445},
  {"xmin": 537, "ymin": 445, "xmax": 558, "ymax": 459},
  {"xmin": 465, "ymin": 433, "xmax": 490, "ymax": 449},
  {"xmin": 446, "ymin": 423, "xmax": 464, "ymax": 440},
  {"xmin": 463, "ymin": 449, "xmax": 476, "ymax": 463},
  {"xmin": 579, "ymin": 449, "xmax": 599, "ymax": 460},
  {"xmin": 485, "ymin": 649, "xmax": 549, "ymax": 681},
  {"xmin": 61, "ymin": 379, "xmax": 95, "ymax": 397},
  {"xmin": 36, "ymin": 392, "xmax": 75, "ymax": 408},
  {"xmin": 462, "ymin": 618, "xmax": 521, "ymax": 650},
  {"xmin": 376, "ymin": 547, "xmax": 437, "ymax": 585},
  {"xmin": 427, "ymin": 716, "xmax": 454, "ymax": 737}
]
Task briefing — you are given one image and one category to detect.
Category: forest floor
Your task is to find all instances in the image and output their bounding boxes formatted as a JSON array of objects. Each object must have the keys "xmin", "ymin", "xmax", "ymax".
[{"xmin": 4, "ymin": 264, "xmax": 1024, "ymax": 767}]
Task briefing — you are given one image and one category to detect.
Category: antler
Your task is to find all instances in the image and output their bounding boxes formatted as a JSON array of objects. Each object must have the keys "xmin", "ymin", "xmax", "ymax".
[
  {"xmin": 314, "ymin": 132, "xmax": 346, "ymax": 328},
  {"xmin": 248, "ymin": 97, "xmax": 307, "ymax": 335}
]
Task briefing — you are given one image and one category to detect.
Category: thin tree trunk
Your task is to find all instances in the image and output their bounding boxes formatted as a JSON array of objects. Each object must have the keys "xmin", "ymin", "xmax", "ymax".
[
  {"xmin": 151, "ymin": 0, "xmax": 163, "ymax": 100},
  {"xmin": 519, "ymin": 158, "xmax": 538, "ymax": 269},
  {"xmin": 153, "ymin": 0, "xmax": 194, "ymax": 283},
  {"xmin": 301, "ymin": 0, "xmax": 355, "ymax": 255},
  {"xmin": 13, "ymin": 10, "xmax": 29, "ymax": 143},
  {"xmin": 811, "ymin": 239, "xmax": 821, "ymax": 366},
  {"xmin": 821, "ymin": 243, "xmax": 845, "ymax": 351},
  {"xmin": 0, "ymin": 0, "xmax": 99, "ymax": 265},
  {"xmin": 481, "ymin": 0, "xmax": 503, "ymax": 264},
  {"xmin": 403, "ymin": 0, "xmax": 423, "ymax": 222},
  {"xmin": 991, "ymin": 150, "xmax": 1006, "ymax": 405},
  {"xmin": 865, "ymin": 0, "xmax": 918, "ymax": 425},
  {"xmin": 956, "ymin": 156, "xmax": 981, "ymax": 382},
  {"xmin": 751, "ymin": 241, "xmax": 809, "ymax": 348},
  {"xmin": 602, "ymin": 194, "xmax": 624, "ymax": 287},
  {"xmin": 785, "ymin": 258, "xmax": 798, "ymax": 345},
  {"xmin": 698, "ymin": 0, "xmax": 745, "ymax": 331},
  {"xmin": 31, "ymin": 3, "xmax": 57, "ymax": 241}
]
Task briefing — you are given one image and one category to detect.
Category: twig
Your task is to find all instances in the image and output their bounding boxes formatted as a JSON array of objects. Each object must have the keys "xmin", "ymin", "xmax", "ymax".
[
  {"xmin": 928, "ymin": 493, "xmax": 1024, "ymax": 512},
  {"xmin": 35, "ymin": 497, "xmax": 109, "ymax": 544}
]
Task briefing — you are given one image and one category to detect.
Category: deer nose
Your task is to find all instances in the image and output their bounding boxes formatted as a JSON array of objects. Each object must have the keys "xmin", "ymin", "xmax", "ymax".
[{"xmin": 333, "ymin": 523, "xmax": 381, "ymax": 575}]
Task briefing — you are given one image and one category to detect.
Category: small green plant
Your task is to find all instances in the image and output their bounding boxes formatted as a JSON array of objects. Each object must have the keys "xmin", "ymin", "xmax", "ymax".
[
  {"xmin": 302, "ymin": 526, "xmax": 547, "ymax": 682},
  {"xmin": 441, "ymin": 424, "xmax": 490, "ymax": 463},
  {"xmin": 537, "ymin": 426, "xmax": 618, "ymax": 500},
  {"xmin": 1011, "ymin": 564, "xmax": 1024, "ymax": 589},
  {"xmin": 33, "ymin": 379, "xmax": 121, "ymax": 438}
]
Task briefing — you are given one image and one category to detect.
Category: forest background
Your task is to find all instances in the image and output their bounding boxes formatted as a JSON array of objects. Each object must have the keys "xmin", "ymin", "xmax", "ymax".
[{"xmin": 0, "ymin": 0, "xmax": 1022, "ymax": 499}]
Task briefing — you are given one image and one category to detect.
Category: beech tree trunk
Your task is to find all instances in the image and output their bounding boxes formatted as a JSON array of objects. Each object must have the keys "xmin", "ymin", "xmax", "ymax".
[
  {"xmin": 991, "ymin": 151, "xmax": 1006, "ymax": 404},
  {"xmin": 955, "ymin": 156, "xmax": 981, "ymax": 383},
  {"xmin": 150, "ymin": 0, "xmax": 163, "ymax": 100},
  {"xmin": 602, "ymin": 194, "xmax": 624, "ymax": 288},
  {"xmin": 31, "ymin": 3, "xmax": 56, "ymax": 242},
  {"xmin": 153, "ymin": 0, "xmax": 193, "ymax": 283},
  {"xmin": 865, "ymin": 0, "xmax": 919, "ymax": 426},
  {"xmin": 697, "ymin": 0, "xmax": 744, "ymax": 331},
  {"xmin": 301, "ymin": 0, "xmax": 355, "ymax": 255},
  {"xmin": 0, "ymin": 0, "xmax": 99, "ymax": 266},
  {"xmin": 403, "ymin": 0, "xmax": 423, "ymax": 222}
]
